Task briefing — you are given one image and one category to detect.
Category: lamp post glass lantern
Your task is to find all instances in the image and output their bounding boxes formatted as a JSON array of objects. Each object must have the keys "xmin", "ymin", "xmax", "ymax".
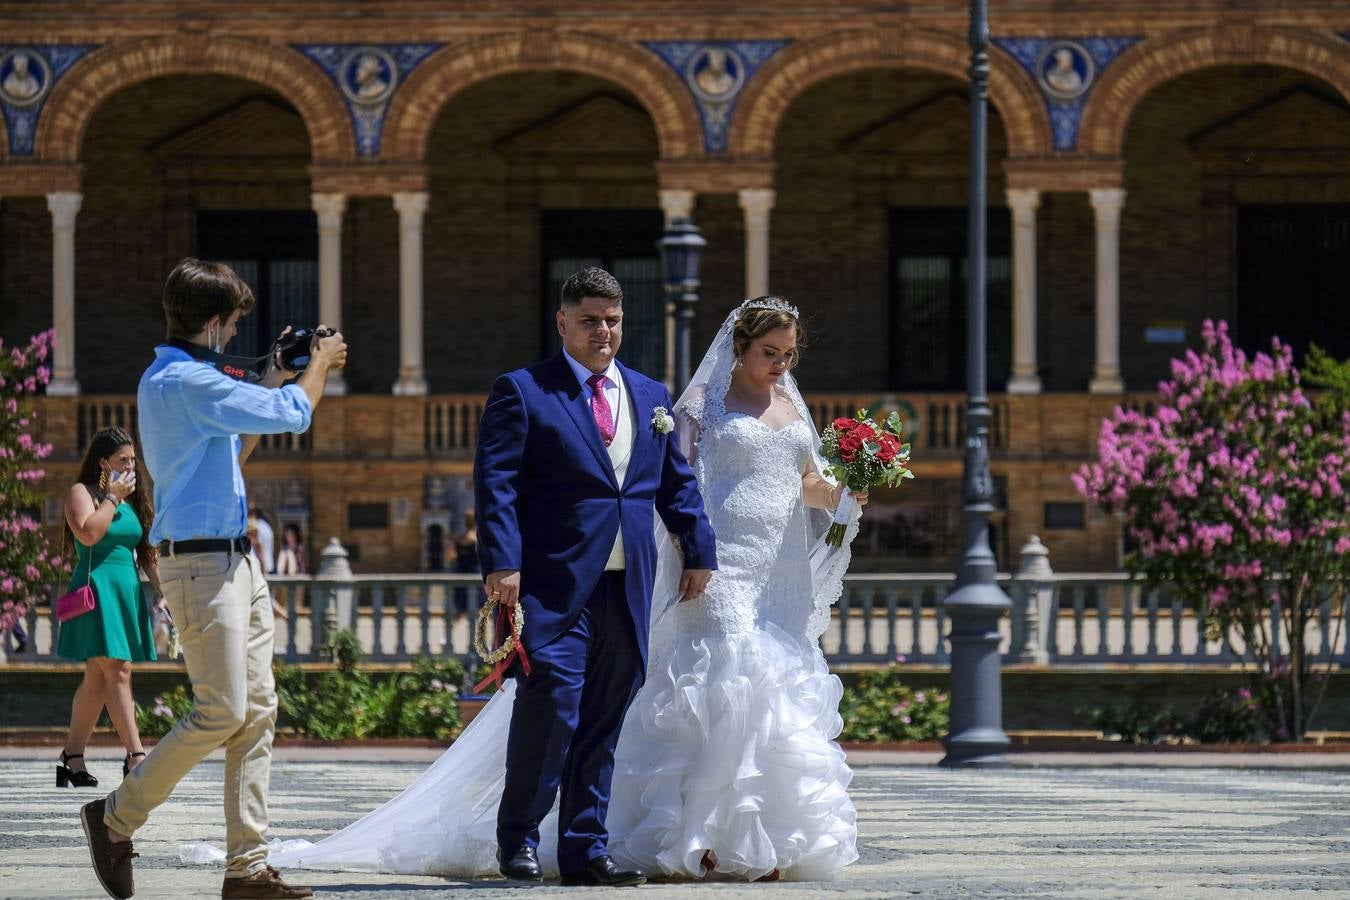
[
  {"xmin": 659, "ymin": 218, "xmax": 706, "ymax": 396},
  {"xmin": 939, "ymin": 0, "xmax": 1013, "ymax": 768}
]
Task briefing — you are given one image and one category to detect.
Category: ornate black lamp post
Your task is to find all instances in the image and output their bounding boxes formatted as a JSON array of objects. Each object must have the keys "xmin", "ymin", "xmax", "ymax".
[
  {"xmin": 939, "ymin": 0, "xmax": 1012, "ymax": 768},
  {"xmin": 659, "ymin": 217, "xmax": 707, "ymax": 396}
]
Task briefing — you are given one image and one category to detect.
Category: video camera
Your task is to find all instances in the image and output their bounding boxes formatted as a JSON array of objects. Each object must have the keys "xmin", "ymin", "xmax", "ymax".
[
  {"xmin": 272, "ymin": 326, "xmax": 336, "ymax": 373},
  {"xmin": 169, "ymin": 326, "xmax": 336, "ymax": 383}
]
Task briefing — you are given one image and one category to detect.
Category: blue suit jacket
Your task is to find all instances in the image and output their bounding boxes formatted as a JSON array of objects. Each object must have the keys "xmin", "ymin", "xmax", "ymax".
[{"xmin": 474, "ymin": 353, "xmax": 717, "ymax": 666}]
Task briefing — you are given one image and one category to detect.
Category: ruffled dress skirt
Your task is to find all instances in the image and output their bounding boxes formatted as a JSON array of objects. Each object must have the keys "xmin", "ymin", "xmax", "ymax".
[{"xmin": 606, "ymin": 622, "xmax": 858, "ymax": 882}]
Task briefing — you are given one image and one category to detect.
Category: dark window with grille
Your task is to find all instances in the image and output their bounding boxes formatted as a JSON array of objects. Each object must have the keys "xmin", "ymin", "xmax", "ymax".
[
  {"xmin": 850, "ymin": 476, "xmax": 1009, "ymax": 574},
  {"xmin": 539, "ymin": 209, "xmax": 665, "ymax": 377},
  {"xmin": 889, "ymin": 208, "xmax": 1011, "ymax": 391},
  {"xmin": 1238, "ymin": 205, "xmax": 1350, "ymax": 364},
  {"xmin": 347, "ymin": 502, "xmax": 389, "ymax": 530},
  {"xmin": 197, "ymin": 211, "xmax": 319, "ymax": 361},
  {"xmin": 1044, "ymin": 501, "xmax": 1086, "ymax": 530}
]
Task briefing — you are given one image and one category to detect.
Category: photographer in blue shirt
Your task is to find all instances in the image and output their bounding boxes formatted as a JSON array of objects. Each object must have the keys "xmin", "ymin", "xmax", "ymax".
[{"xmin": 81, "ymin": 258, "xmax": 345, "ymax": 900}]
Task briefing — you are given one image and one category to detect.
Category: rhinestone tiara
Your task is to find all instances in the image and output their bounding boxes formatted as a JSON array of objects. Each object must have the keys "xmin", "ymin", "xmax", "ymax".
[{"xmin": 739, "ymin": 296, "xmax": 800, "ymax": 318}]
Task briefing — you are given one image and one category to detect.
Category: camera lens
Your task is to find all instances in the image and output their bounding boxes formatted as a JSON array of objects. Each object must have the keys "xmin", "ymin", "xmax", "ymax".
[{"xmin": 277, "ymin": 328, "xmax": 314, "ymax": 372}]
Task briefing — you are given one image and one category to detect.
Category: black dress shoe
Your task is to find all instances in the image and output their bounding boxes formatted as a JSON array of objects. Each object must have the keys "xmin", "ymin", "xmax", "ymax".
[
  {"xmin": 560, "ymin": 856, "xmax": 646, "ymax": 887},
  {"xmin": 497, "ymin": 845, "xmax": 543, "ymax": 881}
]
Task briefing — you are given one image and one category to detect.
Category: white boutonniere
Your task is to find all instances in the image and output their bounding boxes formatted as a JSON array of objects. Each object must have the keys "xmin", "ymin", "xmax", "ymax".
[{"xmin": 651, "ymin": 406, "xmax": 675, "ymax": 435}]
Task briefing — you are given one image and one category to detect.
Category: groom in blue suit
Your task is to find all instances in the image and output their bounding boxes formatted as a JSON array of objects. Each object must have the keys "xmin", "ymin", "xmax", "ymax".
[{"xmin": 475, "ymin": 266, "xmax": 717, "ymax": 886}]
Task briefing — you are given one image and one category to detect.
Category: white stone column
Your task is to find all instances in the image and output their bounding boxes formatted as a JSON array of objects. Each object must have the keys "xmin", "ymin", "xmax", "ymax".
[
  {"xmin": 657, "ymin": 189, "xmax": 697, "ymax": 387},
  {"xmin": 1089, "ymin": 188, "xmax": 1126, "ymax": 394},
  {"xmin": 392, "ymin": 191, "xmax": 429, "ymax": 396},
  {"xmin": 311, "ymin": 192, "xmax": 347, "ymax": 395},
  {"xmin": 1006, "ymin": 188, "xmax": 1042, "ymax": 394},
  {"xmin": 657, "ymin": 189, "xmax": 694, "ymax": 226},
  {"xmin": 738, "ymin": 188, "xmax": 775, "ymax": 300},
  {"xmin": 46, "ymin": 192, "xmax": 83, "ymax": 397}
]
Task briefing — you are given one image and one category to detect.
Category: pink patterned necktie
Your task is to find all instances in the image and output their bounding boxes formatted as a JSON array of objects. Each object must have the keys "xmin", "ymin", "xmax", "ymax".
[{"xmin": 586, "ymin": 373, "xmax": 616, "ymax": 446}]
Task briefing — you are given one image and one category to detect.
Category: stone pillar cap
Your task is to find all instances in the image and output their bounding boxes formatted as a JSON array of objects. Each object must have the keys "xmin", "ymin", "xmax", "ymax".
[{"xmin": 317, "ymin": 537, "xmax": 353, "ymax": 579}]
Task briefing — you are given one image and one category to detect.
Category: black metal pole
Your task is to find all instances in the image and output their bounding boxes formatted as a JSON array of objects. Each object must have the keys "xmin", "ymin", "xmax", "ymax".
[
  {"xmin": 939, "ymin": 0, "xmax": 1012, "ymax": 768},
  {"xmin": 673, "ymin": 282, "xmax": 696, "ymax": 396},
  {"xmin": 661, "ymin": 219, "xmax": 705, "ymax": 397}
]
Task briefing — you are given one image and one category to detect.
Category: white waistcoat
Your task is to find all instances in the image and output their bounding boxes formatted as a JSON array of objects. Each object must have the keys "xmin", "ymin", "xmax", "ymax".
[{"xmin": 603, "ymin": 378, "xmax": 635, "ymax": 571}]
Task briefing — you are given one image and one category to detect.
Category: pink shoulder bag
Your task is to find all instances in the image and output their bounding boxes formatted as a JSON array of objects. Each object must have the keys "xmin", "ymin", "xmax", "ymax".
[{"xmin": 55, "ymin": 549, "xmax": 97, "ymax": 623}]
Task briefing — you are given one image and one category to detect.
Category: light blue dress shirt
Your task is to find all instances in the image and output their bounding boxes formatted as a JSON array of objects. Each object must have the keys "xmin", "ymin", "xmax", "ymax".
[{"xmin": 137, "ymin": 345, "xmax": 312, "ymax": 545}]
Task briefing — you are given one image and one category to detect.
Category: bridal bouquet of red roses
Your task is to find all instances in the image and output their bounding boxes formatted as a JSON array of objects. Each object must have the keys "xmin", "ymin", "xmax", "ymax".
[{"xmin": 819, "ymin": 410, "xmax": 914, "ymax": 546}]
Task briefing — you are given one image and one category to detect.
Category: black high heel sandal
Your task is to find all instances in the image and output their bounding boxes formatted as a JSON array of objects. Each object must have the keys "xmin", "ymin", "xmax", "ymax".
[
  {"xmin": 56, "ymin": 751, "xmax": 99, "ymax": 788},
  {"xmin": 122, "ymin": 751, "xmax": 147, "ymax": 777}
]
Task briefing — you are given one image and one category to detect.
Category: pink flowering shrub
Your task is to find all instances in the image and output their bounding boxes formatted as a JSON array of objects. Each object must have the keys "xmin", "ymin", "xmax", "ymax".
[
  {"xmin": 1075, "ymin": 321, "xmax": 1350, "ymax": 741},
  {"xmin": 0, "ymin": 331, "xmax": 70, "ymax": 644}
]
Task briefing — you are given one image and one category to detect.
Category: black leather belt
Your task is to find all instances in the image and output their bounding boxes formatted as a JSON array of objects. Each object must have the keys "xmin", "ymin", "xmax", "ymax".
[{"xmin": 158, "ymin": 537, "xmax": 251, "ymax": 556}]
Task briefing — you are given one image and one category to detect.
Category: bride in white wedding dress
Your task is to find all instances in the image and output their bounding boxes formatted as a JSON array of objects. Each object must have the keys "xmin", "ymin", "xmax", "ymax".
[
  {"xmin": 227, "ymin": 297, "xmax": 864, "ymax": 882},
  {"xmin": 606, "ymin": 297, "xmax": 862, "ymax": 882}
]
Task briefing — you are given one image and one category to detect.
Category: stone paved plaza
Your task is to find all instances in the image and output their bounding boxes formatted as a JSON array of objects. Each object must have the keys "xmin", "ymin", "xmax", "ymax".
[{"xmin": 2, "ymin": 749, "xmax": 1349, "ymax": 899}]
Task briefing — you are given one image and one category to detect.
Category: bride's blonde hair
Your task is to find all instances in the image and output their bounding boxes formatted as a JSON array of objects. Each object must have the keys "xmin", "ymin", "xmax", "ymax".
[{"xmin": 733, "ymin": 297, "xmax": 805, "ymax": 370}]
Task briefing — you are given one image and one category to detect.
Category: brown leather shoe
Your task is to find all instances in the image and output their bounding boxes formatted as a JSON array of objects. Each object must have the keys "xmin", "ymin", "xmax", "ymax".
[
  {"xmin": 221, "ymin": 866, "xmax": 314, "ymax": 899},
  {"xmin": 80, "ymin": 798, "xmax": 137, "ymax": 899}
]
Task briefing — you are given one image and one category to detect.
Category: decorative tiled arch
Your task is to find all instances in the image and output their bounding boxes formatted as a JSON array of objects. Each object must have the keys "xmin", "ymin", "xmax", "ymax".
[
  {"xmin": 729, "ymin": 28, "xmax": 1053, "ymax": 161},
  {"xmin": 0, "ymin": 44, "xmax": 99, "ymax": 157},
  {"xmin": 1078, "ymin": 26, "xmax": 1350, "ymax": 158},
  {"xmin": 293, "ymin": 43, "xmax": 441, "ymax": 157},
  {"xmin": 34, "ymin": 35, "xmax": 356, "ymax": 163},
  {"xmin": 994, "ymin": 37, "xmax": 1139, "ymax": 153},
  {"xmin": 380, "ymin": 30, "xmax": 705, "ymax": 163}
]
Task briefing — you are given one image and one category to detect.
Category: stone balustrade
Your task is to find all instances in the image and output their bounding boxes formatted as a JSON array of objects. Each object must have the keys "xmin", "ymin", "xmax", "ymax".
[{"xmin": 6, "ymin": 538, "xmax": 1345, "ymax": 677}]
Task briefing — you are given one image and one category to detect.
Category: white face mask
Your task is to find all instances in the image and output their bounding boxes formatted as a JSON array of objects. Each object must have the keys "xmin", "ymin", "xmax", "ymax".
[{"xmin": 209, "ymin": 321, "xmax": 222, "ymax": 353}]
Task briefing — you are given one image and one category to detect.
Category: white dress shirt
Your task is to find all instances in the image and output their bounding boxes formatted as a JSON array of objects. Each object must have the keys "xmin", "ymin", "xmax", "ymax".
[
  {"xmin": 562, "ymin": 350, "xmax": 624, "ymax": 434},
  {"xmin": 562, "ymin": 349, "xmax": 632, "ymax": 570}
]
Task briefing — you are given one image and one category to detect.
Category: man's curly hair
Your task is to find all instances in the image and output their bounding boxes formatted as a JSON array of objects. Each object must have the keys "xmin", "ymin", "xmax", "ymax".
[{"xmin": 560, "ymin": 266, "xmax": 623, "ymax": 307}]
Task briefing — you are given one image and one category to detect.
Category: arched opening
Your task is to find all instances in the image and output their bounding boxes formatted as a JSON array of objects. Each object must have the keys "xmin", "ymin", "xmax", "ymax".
[
  {"xmin": 772, "ymin": 68, "xmax": 1011, "ymax": 393},
  {"xmin": 1, "ymin": 75, "xmax": 317, "ymax": 393},
  {"xmin": 375, "ymin": 70, "xmax": 665, "ymax": 390},
  {"xmin": 1120, "ymin": 64, "xmax": 1350, "ymax": 378},
  {"xmin": 765, "ymin": 68, "xmax": 1012, "ymax": 572}
]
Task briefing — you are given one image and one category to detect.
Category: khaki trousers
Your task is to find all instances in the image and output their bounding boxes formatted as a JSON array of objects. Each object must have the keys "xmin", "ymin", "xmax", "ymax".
[{"xmin": 104, "ymin": 551, "xmax": 276, "ymax": 877}]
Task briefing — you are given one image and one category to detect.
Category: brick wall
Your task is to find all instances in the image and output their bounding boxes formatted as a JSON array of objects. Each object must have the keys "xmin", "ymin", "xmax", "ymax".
[
  {"xmin": 4, "ymin": 63, "xmax": 1348, "ymax": 395},
  {"xmin": 4, "ymin": 18, "xmax": 1350, "ymax": 573}
]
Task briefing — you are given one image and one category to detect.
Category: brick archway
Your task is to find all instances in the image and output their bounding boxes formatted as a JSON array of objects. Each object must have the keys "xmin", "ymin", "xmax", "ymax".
[
  {"xmin": 35, "ymin": 35, "xmax": 354, "ymax": 163},
  {"xmin": 382, "ymin": 31, "xmax": 704, "ymax": 163},
  {"xmin": 1079, "ymin": 27, "xmax": 1350, "ymax": 158},
  {"xmin": 731, "ymin": 29, "xmax": 1052, "ymax": 160}
]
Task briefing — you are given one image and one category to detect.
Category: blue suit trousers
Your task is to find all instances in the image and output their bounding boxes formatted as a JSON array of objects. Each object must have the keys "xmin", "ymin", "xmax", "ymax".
[{"xmin": 496, "ymin": 572, "xmax": 645, "ymax": 874}]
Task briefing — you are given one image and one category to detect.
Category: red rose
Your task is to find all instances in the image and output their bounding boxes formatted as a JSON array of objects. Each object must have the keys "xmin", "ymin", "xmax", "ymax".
[
  {"xmin": 853, "ymin": 423, "xmax": 876, "ymax": 442},
  {"xmin": 833, "ymin": 417, "xmax": 855, "ymax": 431},
  {"xmin": 876, "ymin": 434, "xmax": 900, "ymax": 463},
  {"xmin": 838, "ymin": 433, "xmax": 864, "ymax": 460}
]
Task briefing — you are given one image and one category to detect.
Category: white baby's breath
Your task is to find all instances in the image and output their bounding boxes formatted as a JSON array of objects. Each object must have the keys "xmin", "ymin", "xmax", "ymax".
[{"xmin": 651, "ymin": 407, "xmax": 675, "ymax": 435}]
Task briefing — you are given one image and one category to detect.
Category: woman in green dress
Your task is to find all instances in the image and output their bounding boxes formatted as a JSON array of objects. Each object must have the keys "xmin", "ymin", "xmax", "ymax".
[{"xmin": 56, "ymin": 427, "xmax": 165, "ymax": 787}]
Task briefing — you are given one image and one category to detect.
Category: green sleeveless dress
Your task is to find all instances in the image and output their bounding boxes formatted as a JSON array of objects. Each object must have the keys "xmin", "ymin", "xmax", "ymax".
[{"xmin": 56, "ymin": 501, "xmax": 157, "ymax": 662}]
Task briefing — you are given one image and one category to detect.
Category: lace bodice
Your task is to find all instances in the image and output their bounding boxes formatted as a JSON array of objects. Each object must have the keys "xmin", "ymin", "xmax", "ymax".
[{"xmin": 677, "ymin": 413, "xmax": 815, "ymax": 638}]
